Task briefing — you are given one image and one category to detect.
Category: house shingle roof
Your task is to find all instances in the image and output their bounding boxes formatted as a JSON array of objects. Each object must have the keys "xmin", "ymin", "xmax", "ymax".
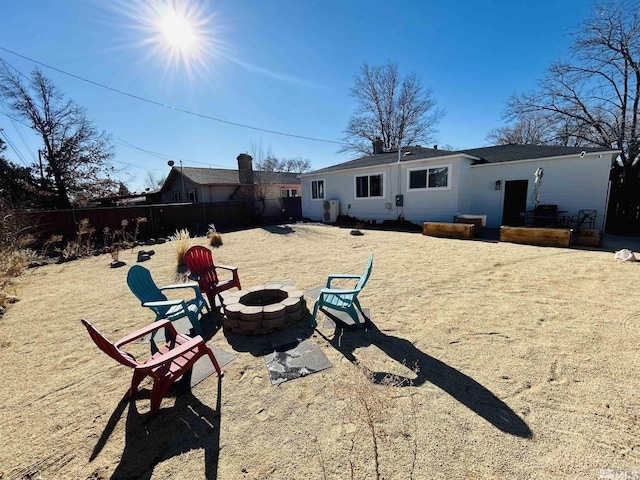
[
  {"xmin": 179, "ymin": 166, "xmax": 300, "ymax": 185},
  {"xmin": 306, "ymin": 144, "xmax": 618, "ymax": 175},
  {"xmin": 308, "ymin": 146, "xmax": 459, "ymax": 174},
  {"xmin": 461, "ymin": 144, "xmax": 616, "ymax": 164}
]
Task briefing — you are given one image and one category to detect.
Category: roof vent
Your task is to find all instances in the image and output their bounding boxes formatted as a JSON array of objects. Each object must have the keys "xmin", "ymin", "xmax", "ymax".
[{"xmin": 433, "ymin": 144, "xmax": 438, "ymax": 150}]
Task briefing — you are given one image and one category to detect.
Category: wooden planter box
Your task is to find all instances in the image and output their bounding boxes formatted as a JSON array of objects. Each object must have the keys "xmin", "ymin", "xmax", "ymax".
[
  {"xmin": 577, "ymin": 229, "xmax": 601, "ymax": 247},
  {"xmin": 453, "ymin": 216, "xmax": 483, "ymax": 237},
  {"xmin": 423, "ymin": 222, "xmax": 474, "ymax": 239},
  {"xmin": 499, "ymin": 226, "xmax": 572, "ymax": 247}
]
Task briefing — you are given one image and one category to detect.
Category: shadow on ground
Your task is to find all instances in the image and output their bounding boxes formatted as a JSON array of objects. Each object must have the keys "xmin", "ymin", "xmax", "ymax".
[
  {"xmin": 261, "ymin": 224, "xmax": 295, "ymax": 235},
  {"xmin": 317, "ymin": 320, "xmax": 533, "ymax": 439},
  {"xmin": 90, "ymin": 377, "xmax": 223, "ymax": 480},
  {"xmin": 223, "ymin": 312, "xmax": 316, "ymax": 357}
]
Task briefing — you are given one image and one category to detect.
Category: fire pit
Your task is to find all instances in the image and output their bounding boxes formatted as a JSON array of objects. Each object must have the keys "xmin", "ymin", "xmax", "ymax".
[{"xmin": 222, "ymin": 284, "xmax": 308, "ymax": 335}]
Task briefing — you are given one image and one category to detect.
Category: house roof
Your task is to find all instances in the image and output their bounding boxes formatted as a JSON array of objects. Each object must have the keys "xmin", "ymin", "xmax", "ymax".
[
  {"xmin": 462, "ymin": 144, "xmax": 617, "ymax": 164},
  {"xmin": 305, "ymin": 144, "xmax": 619, "ymax": 175},
  {"xmin": 308, "ymin": 146, "xmax": 460, "ymax": 175},
  {"xmin": 176, "ymin": 166, "xmax": 301, "ymax": 185}
]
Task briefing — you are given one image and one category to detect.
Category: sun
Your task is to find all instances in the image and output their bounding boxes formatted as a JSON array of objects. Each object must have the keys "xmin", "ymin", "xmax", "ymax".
[
  {"xmin": 108, "ymin": 0, "xmax": 225, "ymax": 79},
  {"xmin": 158, "ymin": 11, "xmax": 197, "ymax": 52}
]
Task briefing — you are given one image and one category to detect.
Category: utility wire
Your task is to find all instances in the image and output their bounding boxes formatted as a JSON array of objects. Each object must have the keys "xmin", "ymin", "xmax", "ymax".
[
  {"xmin": 0, "ymin": 128, "xmax": 29, "ymax": 166},
  {"xmin": 113, "ymin": 136, "xmax": 232, "ymax": 169},
  {"xmin": 0, "ymin": 46, "xmax": 345, "ymax": 145}
]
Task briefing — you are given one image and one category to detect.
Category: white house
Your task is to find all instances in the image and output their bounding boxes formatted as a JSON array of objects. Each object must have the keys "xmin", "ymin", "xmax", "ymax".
[{"xmin": 300, "ymin": 143, "xmax": 620, "ymax": 231}]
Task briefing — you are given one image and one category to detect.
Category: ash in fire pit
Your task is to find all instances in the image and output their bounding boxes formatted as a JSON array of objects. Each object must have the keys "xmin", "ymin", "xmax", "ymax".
[
  {"xmin": 223, "ymin": 284, "xmax": 308, "ymax": 335},
  {"xmin": 240, "ymin": 289, "xmax": 288, "ymax": 306}
]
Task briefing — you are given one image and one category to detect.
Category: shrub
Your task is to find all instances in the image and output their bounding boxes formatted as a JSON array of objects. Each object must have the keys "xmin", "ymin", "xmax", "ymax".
[
  {"xmin": 0, "ymin": 204, "xmax": 36, "ymax": 308},
  {"xmin": 169, "ymin": 228, "xmax": 191, "ymax": 265},
  {"xmin": 62, "ymin": 218, "xmax": 95, "ymax": 259},
  {"xmin": 207, "ymin": 223, "xmax": 223, "ymax": 247}
]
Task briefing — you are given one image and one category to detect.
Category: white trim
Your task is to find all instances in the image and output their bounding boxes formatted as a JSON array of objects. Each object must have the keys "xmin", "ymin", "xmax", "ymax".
[
  {"xmin": 310, "ymin": 178, "xmax": 326, "ymax": 200},
  {"xmin": 406, "ymin": 164, "xmax": 452, "ymax": 191},
  {"xmin": 354, "ymin": 171, "xmax": 385, "ymax": 199}
]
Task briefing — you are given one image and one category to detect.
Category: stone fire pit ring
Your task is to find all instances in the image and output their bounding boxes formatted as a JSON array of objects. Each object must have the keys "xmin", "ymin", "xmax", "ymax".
[{"xmin": 222, "ymin": 284, "xmax": 308, "ymax": 335}]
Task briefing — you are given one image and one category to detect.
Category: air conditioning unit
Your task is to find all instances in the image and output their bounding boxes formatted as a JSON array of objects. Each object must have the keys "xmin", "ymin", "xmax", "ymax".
[{"xmin": 322, "ymin": 200, "xmax": 339, "ymax": 223}]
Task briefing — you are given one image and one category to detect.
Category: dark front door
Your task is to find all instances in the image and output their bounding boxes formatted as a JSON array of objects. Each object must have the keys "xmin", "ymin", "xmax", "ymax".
[{"xmin": 502, "ymin": 180, "xmax": 528, "ymax": 226}]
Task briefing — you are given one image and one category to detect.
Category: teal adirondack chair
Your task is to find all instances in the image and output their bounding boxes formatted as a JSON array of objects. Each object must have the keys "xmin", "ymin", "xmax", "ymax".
[
  {"xmin": 312, "ymin": 252, "xmax": 373, "ymax": 328},
  {"xmin": 126, "ymin": 265, "xmax": 209, "ymax": 338}
]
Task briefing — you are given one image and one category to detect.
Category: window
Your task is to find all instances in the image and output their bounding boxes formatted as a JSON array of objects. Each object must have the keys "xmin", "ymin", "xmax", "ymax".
[
  {"xmin": 311, "ymin": 179, "xmax": 325, "ymax": 199},
  {"xmin": 281, "ymin": 188, "xmax": 299, "ymax": 198},
  {"xmin": 408, "ymin": 165, "xmax": 450, "ymax": 190},
  {"xmin": 171, "ymin": 191, "xmax": 180, "ymax": 202},
  {"xmin": 187, "ymin": 189, "xmax": 197, "ymax": 203},
  {"xmin": 355, "ymin": 173, "xmax": 384, "ymax": 198}
]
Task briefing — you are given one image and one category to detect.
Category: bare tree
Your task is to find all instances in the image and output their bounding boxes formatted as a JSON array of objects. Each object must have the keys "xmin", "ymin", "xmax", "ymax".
[
  {"xmin": 248, "ymin": 141, "xmax": 310, "ymax": 216},
  {"xmin": 144, "ymin": 171, "xmax": 165, "ymax": 190},
  {"xmin": 341, "ymin": 61, "xmax": 445, "ymax": 156},
  {"xmin": 0, "ymin": 66, "xmax": 116, "ymax": 208},
  {"xmin": 486, "ymin": 113, "xmax": 557, "ymax": 145},
  {"xmin": 504, "ymin": 1, "xmax": 640, "ymax": 179}
]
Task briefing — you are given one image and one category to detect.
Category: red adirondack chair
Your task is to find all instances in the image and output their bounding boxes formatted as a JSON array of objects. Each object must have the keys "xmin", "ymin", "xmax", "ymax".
[
  {"xmin": 81, "ymin": 318, "xmax": 223, "ymax": 418},
  {"xmin": 183, "ymin": 246, "xmax": 242, "ymax": 308}
]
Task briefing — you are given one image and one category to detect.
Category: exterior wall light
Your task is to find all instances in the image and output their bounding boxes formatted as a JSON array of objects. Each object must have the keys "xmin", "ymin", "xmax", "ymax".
[{"xmin": 495, "ymin": 180, "xmax": 501, "ymax": 190}]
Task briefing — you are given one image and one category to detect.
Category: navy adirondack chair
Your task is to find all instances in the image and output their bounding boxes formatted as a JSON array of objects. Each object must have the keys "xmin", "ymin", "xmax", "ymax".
[
  {"xmin": 126, "ymin": 265, "xmax": 208, "ymax": 338},
  {"xmin": 312, "ymin": 252, "xmax": 373, "ymax": 328}
]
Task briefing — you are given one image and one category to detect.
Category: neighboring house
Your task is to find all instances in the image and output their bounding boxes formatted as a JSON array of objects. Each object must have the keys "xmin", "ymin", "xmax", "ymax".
[
  {"xmin": 301, "ymin": 142, "xmax": 620, "ymax": 231},
  {"xmin": 159, "ymin": 153, "xmax": 301, "ymax": 218},
  {"xmin": 87, "ymin": 189, "xmax": 161, "ymax": 207}
]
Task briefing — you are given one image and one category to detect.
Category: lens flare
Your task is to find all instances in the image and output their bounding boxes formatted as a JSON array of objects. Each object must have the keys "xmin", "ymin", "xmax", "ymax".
[{"xmin": 106, "ymin": 0, "xmax": 225, "ymax": 81}]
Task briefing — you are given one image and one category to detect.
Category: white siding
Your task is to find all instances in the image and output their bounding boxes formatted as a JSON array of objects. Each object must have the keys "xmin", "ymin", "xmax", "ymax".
[
  {"xmin": 463, "ymin": 153, "xmax": 613, "ymax": 229},
  {"xmin": 302, "ymin": 151, "xmax": 613, "ymax": 230},
  {"xmin": 302, "ymin": 155, "xmax": 469, "ymax": 224}
]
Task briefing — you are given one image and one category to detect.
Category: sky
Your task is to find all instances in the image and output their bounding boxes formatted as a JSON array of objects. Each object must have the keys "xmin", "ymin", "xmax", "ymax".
[{"xmin": 0, "ymin": 0, "xmax": 598, "ymax": 193}]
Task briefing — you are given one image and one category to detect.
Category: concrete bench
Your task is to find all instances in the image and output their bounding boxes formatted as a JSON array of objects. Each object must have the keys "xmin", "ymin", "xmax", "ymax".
[
  {"xmin": 499, "ymin": 226, "xmax": 572, "ymax": 247},
  {"xmin": 423, "ymin": 222, "xmax": 475, "ymax": 239}
]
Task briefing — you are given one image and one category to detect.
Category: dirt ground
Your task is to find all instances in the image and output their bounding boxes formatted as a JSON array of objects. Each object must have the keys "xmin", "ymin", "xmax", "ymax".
[{"xmin": 1, "ymin": 223, "xmax": 639, "ymax": 479}]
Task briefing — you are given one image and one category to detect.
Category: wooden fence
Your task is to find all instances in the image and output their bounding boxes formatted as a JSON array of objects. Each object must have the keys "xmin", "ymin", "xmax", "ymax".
[
  {"xmin": 26, "ymin": 197, "xmax": 304, "ymax": 242},
  {"xmin": 27, "ymin": 202, "xmax": 249, "ymax": 241},
  {"xmin": 605, "ymin": 182, "xmax": 640, "ymax": 235}
]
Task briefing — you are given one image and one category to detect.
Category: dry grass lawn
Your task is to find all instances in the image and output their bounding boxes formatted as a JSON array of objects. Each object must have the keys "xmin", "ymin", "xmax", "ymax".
[{"xmin": 1, "ymin": 223, "xmax": 639, "ymax": 479}]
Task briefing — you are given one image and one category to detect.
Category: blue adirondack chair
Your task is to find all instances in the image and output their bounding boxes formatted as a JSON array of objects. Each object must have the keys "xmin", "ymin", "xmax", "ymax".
[
  {"xmin": 126, "ymin": 265, "xmax": 209, "ymax": 338},
  {"xmin": 312, "ymin": 252, "xmax": 373, "ymax": 328}
]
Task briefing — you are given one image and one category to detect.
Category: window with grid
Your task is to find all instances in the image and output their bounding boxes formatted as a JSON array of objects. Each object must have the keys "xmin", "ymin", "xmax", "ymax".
[
  {"xmin": 408, "ymin": 165, "xmax": 450, "ymax": 190},
  {"xmin": 355, "ymin": 173, "xmax": 384, "ymax": 198}
]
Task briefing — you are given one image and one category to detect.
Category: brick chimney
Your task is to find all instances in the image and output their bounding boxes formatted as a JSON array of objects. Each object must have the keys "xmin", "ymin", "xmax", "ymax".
[
  {"xmin": 372, "ymin": 137, "xmax": 384, "ymax": 154},
  {"xmin": 237, "ymin": 153, "xmax": 254, "ymax": 184}
]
